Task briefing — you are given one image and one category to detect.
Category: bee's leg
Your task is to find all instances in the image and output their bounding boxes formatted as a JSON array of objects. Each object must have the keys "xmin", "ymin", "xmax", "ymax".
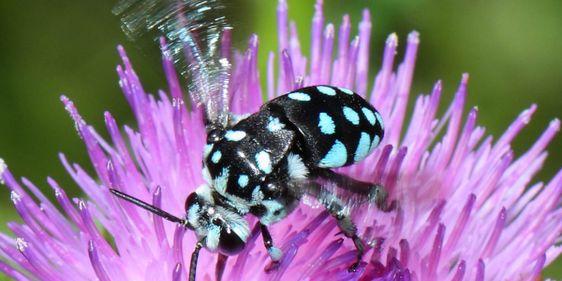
[
  {"xmin": 260, "ymin": 223, "xmax": 283, "ymax": 271},
  {"xmin": 215, "ymin": 253, "xmax": 228, "ymax": 281},
  {"xmin": 189, "ymin": 241, "xmax": 203, "ymax": 281},
  {"xmin": 290, "ymin": 181, "xmax": 367, "ymax": 271},
  {"xmin": 325, "ymin": 200, "xmax": 364, "ymax": 272},
  {"xmin": 314, "ymin": 169, "xmax": 396, "ymax": 212}
]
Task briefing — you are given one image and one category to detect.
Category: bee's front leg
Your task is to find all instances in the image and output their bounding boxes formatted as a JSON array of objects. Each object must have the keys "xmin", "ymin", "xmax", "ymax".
[
  {"xmin": 259, "ymin": 223, "xmax": 283, "ymax": 272},
  {"xmin": 215, "ymin": 253, "xmax": 228, "ymax": 281},
  {"xmin": 189, "ymin": 241, "xmax": 203, "ymax": 281}
]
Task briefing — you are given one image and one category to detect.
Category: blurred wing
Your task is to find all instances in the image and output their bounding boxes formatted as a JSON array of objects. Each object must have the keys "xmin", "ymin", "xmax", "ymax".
[
  {"xmin": 290, "ymin": 179, "xmax": 379, "ymax": 216},
  {"xmin": 113, "ymin": 0, "xmax": 231, "ymax": 129}
]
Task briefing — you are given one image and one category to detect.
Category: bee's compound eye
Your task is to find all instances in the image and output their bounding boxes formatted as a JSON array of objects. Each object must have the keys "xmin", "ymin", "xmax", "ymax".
[
  {"xmin": 211, "ymin": 217, "xmax": 221, "ymax": 226},
  {"xmin": 207, "ymin": 129, "xmax": 224, "ymax": 143},
  {"xmin": 264, "ymin": 182, "xmax": 283, "ymax": 199},
  {"xmin": 185, "ymin": 193, "xmax": 199, "ymax": 211},
  {"xmin": 218, "ymin": 228, "xmax": 245, "ymax": 255}
]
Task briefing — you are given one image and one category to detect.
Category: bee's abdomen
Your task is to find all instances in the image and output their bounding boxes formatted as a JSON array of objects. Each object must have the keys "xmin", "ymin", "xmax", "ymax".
[{"xmin": 266, "ymin": 85, "xmax": 384, "ymax": 168}]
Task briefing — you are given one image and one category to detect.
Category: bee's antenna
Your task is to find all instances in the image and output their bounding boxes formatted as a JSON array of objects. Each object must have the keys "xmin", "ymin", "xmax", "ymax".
[{"xmin": 110, "ymin": 188, "xmax": 187, "ymax": 226}]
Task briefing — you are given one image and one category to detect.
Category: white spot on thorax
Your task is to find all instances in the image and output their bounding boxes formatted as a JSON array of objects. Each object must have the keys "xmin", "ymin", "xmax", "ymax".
[
  {"xmin": 267, "ymin": 117, "xmax": 285, "ymax": 132},
  {"xmin": 225, "ymin": 130, "xmax": 247, "ymax": 141},
  {"xmin": 255, "ymin": 151, "xmax": 272, "ymax": 174},
  {"xmin": 211, "ymin": 150, "xmax": 222, "ymax": 163},
  {"xmin": 238, "ymin": 174, "xmax": 249, "ymax": 188}
]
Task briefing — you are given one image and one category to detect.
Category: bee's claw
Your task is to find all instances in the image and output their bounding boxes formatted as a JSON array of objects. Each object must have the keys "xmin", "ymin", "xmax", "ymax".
[
  {"xmin": 264, "ymin": 261, "xmax": 280, "ymax": 273},
  {"xmin": 347, "ymin": 261, "xmax": 360, "ymax": 272}
]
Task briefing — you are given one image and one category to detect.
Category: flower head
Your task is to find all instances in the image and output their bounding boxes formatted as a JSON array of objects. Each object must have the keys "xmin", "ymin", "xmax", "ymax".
[{"xmin": 1, "ymin": 1, "xmax": 561, "ymax": 281}]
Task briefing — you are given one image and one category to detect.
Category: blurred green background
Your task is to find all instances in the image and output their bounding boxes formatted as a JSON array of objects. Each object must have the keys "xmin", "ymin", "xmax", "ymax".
[{"xmin": 0, "ymin": 0, "xmax": 560, "ymax": 279}]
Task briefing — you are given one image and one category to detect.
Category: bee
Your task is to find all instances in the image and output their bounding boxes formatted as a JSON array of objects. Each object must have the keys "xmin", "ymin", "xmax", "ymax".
[{"xmin": 111, "ymin": 1, "xmax": 394, "ymax": 280}]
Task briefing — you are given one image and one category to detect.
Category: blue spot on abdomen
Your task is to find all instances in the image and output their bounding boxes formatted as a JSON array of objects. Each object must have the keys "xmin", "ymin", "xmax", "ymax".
[
  {"xmin": 362, "ymin": 107, "xmax": 377, "ymax": 125},
  {"xmin": 288, "ymin": 92, "xmax": 311, "ymax": 101},
  {"xmin": 319, "ymin": 140, "xmax": 348, "ymax": 168},
  {"xmin": 317, "ymin": 86, "xmax": 336, "ymax": 96},
  {"xmin": 369, "ymin": 135, "xmax": 381, "ymax": 153},
  {"xmin": 375, "ymin": 112, "xmax": 384, "ymax": 129},
  {"xmin": 342, "ymin": 106, "xmax": 360, "ymax": 125},
  {"xmin": 353, "ymin": 132, "xmax": 371, "ymax": 162},
  {"xmin": 318, "ymin": 112, "xmax": 336, "ymax": 135},
  {"xmin": 338, "ymin": 87, "xmax": 354, "ymax": 95}
]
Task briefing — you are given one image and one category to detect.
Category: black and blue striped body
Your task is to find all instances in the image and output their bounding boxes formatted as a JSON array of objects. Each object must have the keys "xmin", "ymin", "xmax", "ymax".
[{"xmin": 203, "ymin": 85, "xmax": 384, "ymax": 226}]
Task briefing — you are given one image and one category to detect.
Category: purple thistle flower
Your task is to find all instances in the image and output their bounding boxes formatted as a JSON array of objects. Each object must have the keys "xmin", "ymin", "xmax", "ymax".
[{"xmin": 1, "ymin": 0, "xmax": 561, "ymax": 280}]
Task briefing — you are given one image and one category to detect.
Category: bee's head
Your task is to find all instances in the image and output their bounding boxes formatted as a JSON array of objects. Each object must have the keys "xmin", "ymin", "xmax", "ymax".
[
  {"xmin": 184, "ymin": 186, "xmax": 250, "ymax": 255},
  {"xmin": 206, "ymin": 127, "xmax": 225, "ymax": 143},
  {"xmin": 110, "ymin": 186, "xmax": 249, "ymax": 256}
]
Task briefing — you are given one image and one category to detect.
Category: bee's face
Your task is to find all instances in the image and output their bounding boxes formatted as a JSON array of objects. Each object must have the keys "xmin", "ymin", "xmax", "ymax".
[
  {"xmin": 216, "ymin": 219, "xmax": 246, "ymax": 255},
  {"xmin": 184, "ymin": 187, "xmax": 249, "ymax": 254}
]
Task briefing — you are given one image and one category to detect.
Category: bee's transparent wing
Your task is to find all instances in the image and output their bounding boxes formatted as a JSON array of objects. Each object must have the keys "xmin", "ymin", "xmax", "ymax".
[
  {"xmin": 289, "ymin": 177, "xmax": 390, "ymax": 216},
  {"xmin": 113, "ymin": 0, "xmax": 231, "ymax": 129}
]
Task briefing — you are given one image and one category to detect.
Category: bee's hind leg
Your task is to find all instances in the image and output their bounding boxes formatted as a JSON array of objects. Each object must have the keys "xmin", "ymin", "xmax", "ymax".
[
  {"xmin": 325, "ymin": 200, "xmax": 365, "ymax": 272},
  {"xmin": 288, "ymin": 178, "xmax": 394, "ymax": 272}
]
